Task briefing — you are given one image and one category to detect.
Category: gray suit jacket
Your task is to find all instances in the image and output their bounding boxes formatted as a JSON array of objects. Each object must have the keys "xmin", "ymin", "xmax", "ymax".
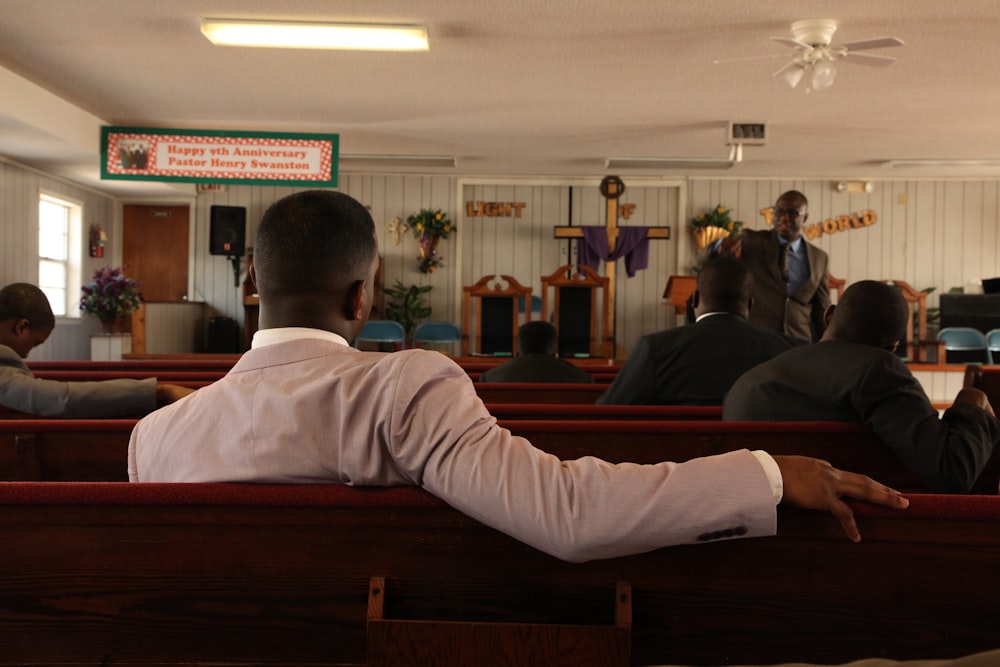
[
  {"xmin": 699, "ymin": 228, "xmax": 830, "ymax": 341},
  {"xmin": 740, "ymin": 228, "xmax": 830, "ymax": 341},
  {"xmin": 0, "ymin": 344, "xmax": 156, "ymax": 417},
  {"xmin": 130, "ymin": 334, "xmax": 778, "ymax": 562}
]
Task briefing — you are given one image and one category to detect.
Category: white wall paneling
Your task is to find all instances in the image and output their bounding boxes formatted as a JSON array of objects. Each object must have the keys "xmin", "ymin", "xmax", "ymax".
[{"xmin": 3, "ymin": 156, "xmax": 1000, "ymax": 360}]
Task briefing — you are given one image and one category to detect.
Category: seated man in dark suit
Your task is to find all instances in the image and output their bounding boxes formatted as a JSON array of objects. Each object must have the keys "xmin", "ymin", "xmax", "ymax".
[
  {"xmin": 480, "ymin": 321, "xmax": 593, "ymax": 383},
  {"xmin": 724, "ymin": 280, "xmax": 1000, "ymax": 493},
  {"xmin": 598, "ymin": 256, "xmax": 800, "ymax": 405}
]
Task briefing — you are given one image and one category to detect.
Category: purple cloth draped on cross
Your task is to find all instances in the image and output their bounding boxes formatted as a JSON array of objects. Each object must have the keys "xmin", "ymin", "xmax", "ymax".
[{"xmin": 577, "ymin": 226, "xmax": 651, "ymax": 277}]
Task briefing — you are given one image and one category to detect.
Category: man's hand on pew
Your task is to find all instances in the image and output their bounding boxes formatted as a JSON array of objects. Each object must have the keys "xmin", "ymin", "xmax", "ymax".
[
  {"xmin": 155, "ymin": 383, "xmax": 196, "ymax": 407},
  {"xmin": 773, "ymin": 455, "xmax": 910, "ymax": 543},
  {"xmin": 954, "ymin": 387, "xmax": 996, "ymax": 417}
]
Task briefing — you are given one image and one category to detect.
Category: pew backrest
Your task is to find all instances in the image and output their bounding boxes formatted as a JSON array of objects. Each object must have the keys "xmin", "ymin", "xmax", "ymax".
[
  {"xmin": 1, "ymin": 482, "xmax": 998, "ymax": 666},
  {"xmin": 2, "ymin": 417, "xmax": 997, "ymax": 492}
]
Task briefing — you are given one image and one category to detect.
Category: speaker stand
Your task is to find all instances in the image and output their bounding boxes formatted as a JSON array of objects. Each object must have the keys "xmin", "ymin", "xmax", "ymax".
[{"xmin": 228, "ymin": 255, "xmax": 241, "ymax": 287}]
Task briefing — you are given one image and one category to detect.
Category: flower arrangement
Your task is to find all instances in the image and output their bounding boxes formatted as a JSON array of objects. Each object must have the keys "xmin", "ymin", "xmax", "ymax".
[
  {"xmin": 690, "ymin": 204, "xmax": 743, "ymax": 251},
  {"xmin": 690, "ymin": 204, "xmax": 743, "ymax": 235},
  {"xmin": 406, "ymin": 208, "xmax": 455, "ymax": 273},
  {"xmin": 406, "ymin": 208, "xmax": 454, "ymax": 239},
  {"xmin": 80, "ymin": 267, "xmax": 142, "ymax": 326}
]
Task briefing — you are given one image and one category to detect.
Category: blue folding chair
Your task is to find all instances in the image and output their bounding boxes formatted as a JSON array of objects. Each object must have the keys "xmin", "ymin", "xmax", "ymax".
[
  {"xmin": 936, "ymin": 327, "xmax": 989, "ymax": 364},
  {"xmin": 986, "ymin": 329, "xmax": 1000, "ymax": 365},
  {"xmin": 355, "ymin": 320, "xmax": 406, "ymax": 351},
  {"xmin": 412, "ymin": 321, "xmax": 461, "ymax": 353}
]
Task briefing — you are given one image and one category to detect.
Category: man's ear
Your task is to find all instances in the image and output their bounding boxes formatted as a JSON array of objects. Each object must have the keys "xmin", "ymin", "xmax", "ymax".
[
  {"xmin": 248, "ymin": 261, "xmax": 258, "ymax": 290},
  {"xmin": 13, "ymin": 318, "xmax": 30, "ymax": 336},
  {"xmin": 346, "ymin": 279, "xmax": 368, "ymax": 321},
  {"xmin": 823, "ymin": 304, "xmax": 836, "ymax": 328},
  {"xmin": 747, "ymin": 295, "xmax": 755, "ymax": 314},
  {"xmin": 690, "ymin": 289, "xmax": 701, "ymax": 310}
]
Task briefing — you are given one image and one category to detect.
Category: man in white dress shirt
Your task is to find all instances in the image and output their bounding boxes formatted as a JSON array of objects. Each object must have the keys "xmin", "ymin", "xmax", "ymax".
[{"xmin": 129, "ymin": 190, "xmax": 907, "ymax": 563}]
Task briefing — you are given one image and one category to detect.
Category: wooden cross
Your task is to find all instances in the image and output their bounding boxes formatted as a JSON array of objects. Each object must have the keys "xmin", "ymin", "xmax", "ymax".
[{"xmin": 553, "ymin": 176, "xmax": 671, "ymax": 356}]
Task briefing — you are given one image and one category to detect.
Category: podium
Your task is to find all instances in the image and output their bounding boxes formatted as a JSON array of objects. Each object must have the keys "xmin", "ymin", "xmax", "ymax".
[{"xmin": 663, "ymin": 275, "xmax": 697, "ymax": 315}]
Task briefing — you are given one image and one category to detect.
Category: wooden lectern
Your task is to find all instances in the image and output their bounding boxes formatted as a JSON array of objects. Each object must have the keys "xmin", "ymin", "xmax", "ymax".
[{"xmin": 663, "ymin": 275, "xmax": 697, "ymax": 316}]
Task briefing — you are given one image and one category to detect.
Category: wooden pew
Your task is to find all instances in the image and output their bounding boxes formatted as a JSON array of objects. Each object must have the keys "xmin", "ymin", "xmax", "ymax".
[
  {"xmin": 475, "ymin": 382, "xmax": 607, "ymax": 404},
  {"xmin": 28, "ymin": 359, "xmax": 238, "ymax": 372},
  {"xmin": 485, "ymin": 403, "xmax": 722, "ymax": 420},
  {"xmin": 1, "ymin": 482, "xmax": 998, "ymax": 666},
  {"xmin": 2, "ymin": 418, "xmax": 997, "ymax": 493},
  {"xmin": 0, "ymin": 419, "xmax": 134, "ymax": 480},
  {"xmin": 32, "ymin": 370, "xmax": 225, "ymax": 382}
]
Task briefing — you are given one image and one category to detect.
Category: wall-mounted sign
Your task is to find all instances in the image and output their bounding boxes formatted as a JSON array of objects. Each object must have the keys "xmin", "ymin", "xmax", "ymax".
[
  {"xmin": 101, "ymin": 127, "xmax": 338, "ymax": 186},
  {"xmin": 466, "ymin": 201, "xmax": 527, "ymax": 218},
  {"xmin": 760, "ymin": 207, "xmax": 877, "ymax": 240}
]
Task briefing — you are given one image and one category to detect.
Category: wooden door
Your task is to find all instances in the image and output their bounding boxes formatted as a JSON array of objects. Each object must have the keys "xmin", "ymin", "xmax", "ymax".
[{"xmin": 123, "ymin": 205, "xmax": 189, "ymax": 302}]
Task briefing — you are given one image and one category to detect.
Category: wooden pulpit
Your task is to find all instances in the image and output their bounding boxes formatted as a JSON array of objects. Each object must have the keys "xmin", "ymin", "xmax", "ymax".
[
  {"xmin": 663, "ymin": 275, "xmax": 697, "ymax": 316},
  {"xmin": 540, "ymin": 265, "xmax": 611, "ymax": 358},
  {"xmin": 462, "ymin": 275, "xmax": 532, "ymax": 356}
]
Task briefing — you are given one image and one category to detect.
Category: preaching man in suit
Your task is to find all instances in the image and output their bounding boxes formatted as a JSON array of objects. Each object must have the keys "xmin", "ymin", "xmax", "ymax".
[
  {"xmin": 598, "ymin": 256, "xmax": 801, "ymax": 405},
  {"xmin": 129, "ymin": 189, "xmax": 909, "ymax": 562},
  {"xmin": 480, "ymin": 321, "xmax": 593, "ymax": 384},
  {"xmin": 700, "ymin": 190, "xmax": 829, "ymax": 342},
  {"xmin": 724, "ymin": 280, "xmax": 1000, "ymax": 494}
]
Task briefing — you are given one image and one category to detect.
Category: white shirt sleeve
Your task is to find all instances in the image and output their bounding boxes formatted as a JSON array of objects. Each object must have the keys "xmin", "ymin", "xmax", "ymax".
[{"xmin": 751, "ymin": 450, "xmax": 783, "ymax": 503}]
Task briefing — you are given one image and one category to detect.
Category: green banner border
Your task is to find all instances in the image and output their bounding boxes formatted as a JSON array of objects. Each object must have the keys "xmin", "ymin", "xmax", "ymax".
[{"xmin": 101, "ymin": 126, "xmax": 339, "ymax": 187}]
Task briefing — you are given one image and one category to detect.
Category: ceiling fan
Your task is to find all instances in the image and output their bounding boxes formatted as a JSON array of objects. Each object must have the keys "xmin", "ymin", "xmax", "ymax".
[{"xmin": 718, "ymin": 19, "xmax": 904, "ymax": 91}]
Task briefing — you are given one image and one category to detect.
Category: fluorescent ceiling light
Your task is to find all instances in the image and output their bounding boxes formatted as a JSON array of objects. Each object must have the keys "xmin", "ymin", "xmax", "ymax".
[
  {"xmin": 201, "ymin": 19, "xmax": 429, "ymax": 51},
  {"xmin": 882, "ymin": 159, "xmax": 1000, "ymax": 169},
  {"xmin": 606, "ymin": 157, "xmax": 735, "ymax": 170},
  {"xmin": 340, "ymin": 154, "xmax": 456, "ymax": 168}
]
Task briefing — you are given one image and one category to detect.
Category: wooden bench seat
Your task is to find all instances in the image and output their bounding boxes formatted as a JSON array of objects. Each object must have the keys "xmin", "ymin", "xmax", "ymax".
[
  {"xmin": 2, "ymin": 418, "xmax": 997, "ymax": 493},
  {"xmin": 1, "ymin": 482, "xmax": 998, "ymax": 665}
]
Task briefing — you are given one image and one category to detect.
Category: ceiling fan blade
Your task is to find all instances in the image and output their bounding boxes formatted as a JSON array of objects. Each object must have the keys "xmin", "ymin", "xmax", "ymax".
[
  {"xmin": 839, "ymin": 36, "xmax": 905, "ymax": 51},
  {"xmin": 772, "ymin": 59, "xmax": 800, "ymax": 77},
  {"xmin": 843, "ymin": 52, "xmax": 898, "ymax": 67},
  {"xmin": 713, "ymin": 53, "xmax": 787, "ymax": 65},
  {"xmin": 771, "ymin": 37, "xmax": 811, "ymax": 49}
]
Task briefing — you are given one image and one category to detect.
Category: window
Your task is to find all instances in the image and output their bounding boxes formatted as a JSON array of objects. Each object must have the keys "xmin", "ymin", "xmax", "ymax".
[{"xmin": 38, "ymin": 193, "xmax": 82, "ymax": 317}]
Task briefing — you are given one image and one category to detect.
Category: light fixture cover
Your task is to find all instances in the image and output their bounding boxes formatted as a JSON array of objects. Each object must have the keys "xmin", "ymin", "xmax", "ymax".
[
  {"xmin": 201, "ymin": 19, "xmax": 429, "ymax": 51},
  {"xmin": 782, "ymin": 64, "xmax": 806, "ymax": 89},
  {"xmin": 811, "ymin": 59, "xmax": 837, "ymax": 90},
  {"xmin": 605, "ymin": 157, "xmax": 735, "ymax": 170}
]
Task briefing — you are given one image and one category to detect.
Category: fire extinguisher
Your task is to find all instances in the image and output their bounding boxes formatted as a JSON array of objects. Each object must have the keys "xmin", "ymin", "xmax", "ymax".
[{"xmin": 89, "ymin": 225, "xmax": 106, "ymax": 258}]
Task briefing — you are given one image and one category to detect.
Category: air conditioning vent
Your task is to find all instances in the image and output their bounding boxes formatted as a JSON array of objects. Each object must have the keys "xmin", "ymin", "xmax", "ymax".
[{"xmin": 728, "ymin": 122, "xmax": 767, "ymax": 145}]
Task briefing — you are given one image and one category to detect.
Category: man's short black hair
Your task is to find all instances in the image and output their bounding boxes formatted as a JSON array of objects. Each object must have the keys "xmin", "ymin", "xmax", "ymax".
[
  {"xmin": 833, "ymin": 280, "xmax": 909, "ymax": 349},
  {"xmin": 0, "ymin": 283, "xmax": 55, "ymax": 330},
  {"xmin": 697, "ymin": 256, "xmax": 753, "ymax": 313},
  {"xmin": 519, "ymin": 320, "xmax": 559, "ymax": 355},
  {"xmin": 254, "ymin": 190, "xmax": 377, "ymax": 297}
]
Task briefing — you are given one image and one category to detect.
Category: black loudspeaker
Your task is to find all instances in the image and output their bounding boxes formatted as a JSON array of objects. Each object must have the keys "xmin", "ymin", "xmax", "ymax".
[
  {"xmin": 206, "ymin": 316, "xmax": 240, "ymax": 353},
  {"xmin": 209, "ymin": 205, "xmax": 246, "ymax": 256}
]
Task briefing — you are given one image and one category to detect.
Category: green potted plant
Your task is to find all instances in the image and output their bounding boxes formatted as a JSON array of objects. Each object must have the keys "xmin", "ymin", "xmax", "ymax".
[{"xmin": 383, "ymin": 280, "xmax": 432, "ymax": 342}]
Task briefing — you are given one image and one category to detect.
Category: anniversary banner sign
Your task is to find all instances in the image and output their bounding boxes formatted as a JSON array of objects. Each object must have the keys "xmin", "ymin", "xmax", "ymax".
[{"xmin": 101, "ymin": 127, "xmax": 339, "ymax": 186}]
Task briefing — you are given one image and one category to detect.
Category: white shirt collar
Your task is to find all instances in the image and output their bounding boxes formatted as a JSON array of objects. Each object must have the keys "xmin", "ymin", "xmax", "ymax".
[
  {"xmin": 779, "ymin": 235, "xmax": 803, "ymax": 253},
  {"xmin": 695, "ymin": 311, "xmax": 733, "ymax": 323},
  {"xmin": 251, "ymin": 327, "xmax": 350, "ymax": 349}
]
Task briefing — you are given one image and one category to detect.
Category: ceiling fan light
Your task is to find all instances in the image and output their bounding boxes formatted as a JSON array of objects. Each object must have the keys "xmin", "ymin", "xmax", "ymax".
[
  {"xmin": 811, "ymin": 59, "xmax": 837, "ymax": 90},
  {"xmin": 782, "ymin": 64, "xmax": 805, "ymax": 88}
]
